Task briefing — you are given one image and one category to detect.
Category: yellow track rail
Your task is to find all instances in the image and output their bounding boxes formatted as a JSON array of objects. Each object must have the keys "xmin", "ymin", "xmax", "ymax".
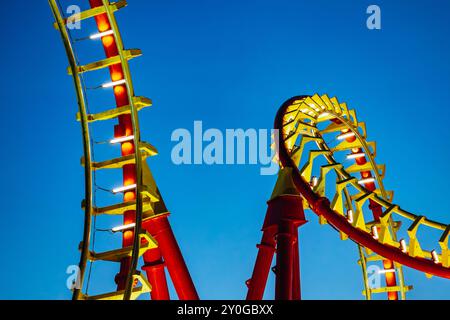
[{"xmin": 49, "ymin": 0, "xmax": 166, "ymax": 300}]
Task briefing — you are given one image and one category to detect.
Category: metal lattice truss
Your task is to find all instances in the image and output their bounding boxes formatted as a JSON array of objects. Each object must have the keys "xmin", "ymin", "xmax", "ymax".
[{"xmin": 275, "ymin": 94, "xmax": 450, "ymax": 299}]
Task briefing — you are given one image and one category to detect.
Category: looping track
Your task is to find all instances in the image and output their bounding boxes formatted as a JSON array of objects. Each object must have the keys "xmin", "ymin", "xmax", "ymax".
[{"xmin": 275, "ymin": 94, "xmax": 450, "ymax": 289}]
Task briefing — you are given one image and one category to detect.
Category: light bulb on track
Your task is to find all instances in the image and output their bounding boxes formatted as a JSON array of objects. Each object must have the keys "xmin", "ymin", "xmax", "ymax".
[
  {"xmin": 431, "ymin": 250, "xmax": 440, "ymax": 264},
  {"xmin": 378, "ymin": 269, "xmax": 396, "ymax": 274},
  {"xmin": 358, "ymin": 177, "xmax": 375, "ymax": 185},
  {"xmin": 347, "ymin": 153, "xmax": 365, "ymax": 160},
  {"xmin": 337, "ymin": 132, "xmax": 355, "ymax": 140},
  {"xmin": 318, "ymin": 112, "xmax": 329, "ymax": 119},
  {"xmin": 310, "ymin": 176, "xmax": 319, "ymax": 188},
  {"xmin": 110, "ymin": 135, "xmax": 135, "ymax": 144},
  {"xmin": 90, "ymin": 30, "xmax": 114, "ymax": 40},
  {"xmin": 399, "ymin": 239, "xmax": 407, "ymax": 253},
  {"xmin": 112, "ymin": 184, "xmax": 137, "ymax": 194},
  {"xmin": 112, "ymin": 223, "xmax": 136, "ymax": 233},
  {"xmin": 371, "ymin": 226, "xmax": 379, "ymax": 240},
  {"xmin": 347, "ymin": 209, "xmax": 354, "ymax": 224},
  {"xmin": 102, "ymin": 79, "xmax": 126, "ymax": 88}
]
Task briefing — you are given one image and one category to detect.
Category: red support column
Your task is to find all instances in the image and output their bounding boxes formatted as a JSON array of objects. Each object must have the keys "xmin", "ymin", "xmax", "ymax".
[
  {"xmin": 144, "ymin": 214, "xmax": 199, "ymax": 300},
  {"xmin": 275, "ymin": 220, "xmax": 294, "ymax": 300},
  {"xmin": 247, "ymin": 193, "xmax": 307, "ymax": 300},
  {"xmin": 246, "ymin": 228, "xmax": 277, "ymax": 300},
  {"xmin": 88, "ymin": 1, "xmax": 198, "ymax": 300},
  {"xmin": 292, "ymin": 233, "xmax": 301, "ymax": 300},
  {"xmin": 338, "ymin": 123, "xmax": 400, "ymax": 300},
  {"xmin": 89, "ymin": 0, "xmax": 137, "ymax": 291},
  {"xmin": 142, "ymin": 248, "xmax": 170, "ymax": 300}
]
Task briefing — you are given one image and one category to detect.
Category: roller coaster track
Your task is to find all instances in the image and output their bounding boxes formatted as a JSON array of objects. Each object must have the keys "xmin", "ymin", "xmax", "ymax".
[
  {"xmin": 49, "ymin": 0, "xmax": 198, "ymax": 300},
  {"xmin": 263, "ymin": 94, "xmax": 450, "ymax": 299},
  {"xmin": 49, "ymin": 0, "xmax": 449, "ymax": 301}
]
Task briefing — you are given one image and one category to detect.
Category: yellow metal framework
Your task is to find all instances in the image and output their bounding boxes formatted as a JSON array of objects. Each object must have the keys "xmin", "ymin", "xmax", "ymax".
[
  {"xmin": 49, "ymin": 0, "xmax": 449, "ymax": 300},
  {"xmin": 49, "ymin": 0, "xmax": 167, "ymax": 300},
  {"xmin": 278, "ymin": 94, "xmax": 450, "ymax": 299}
]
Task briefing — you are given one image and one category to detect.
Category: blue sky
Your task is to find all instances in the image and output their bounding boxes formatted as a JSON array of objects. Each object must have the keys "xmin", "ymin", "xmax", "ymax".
[{"xmin": 0, "ymin": 0, "xmax": 449, "ymax": 299}]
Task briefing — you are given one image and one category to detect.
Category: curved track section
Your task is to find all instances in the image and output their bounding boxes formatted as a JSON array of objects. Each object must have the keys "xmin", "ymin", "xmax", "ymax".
[
  {"xmin": 275, "ymin": 94, "xmax": 450, "ymax": 292},
  {"xmin": 49, "ymin": 0, "xmax": 197, "ymax": 300}
]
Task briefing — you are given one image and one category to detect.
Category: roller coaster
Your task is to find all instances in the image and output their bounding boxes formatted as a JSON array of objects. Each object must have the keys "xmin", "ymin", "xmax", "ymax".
[{"xmin": 49, "ymin": 0, "xmax": 450, "ymax": 300}]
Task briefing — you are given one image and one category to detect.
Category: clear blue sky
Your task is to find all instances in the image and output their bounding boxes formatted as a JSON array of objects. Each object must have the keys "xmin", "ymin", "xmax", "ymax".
[{"xmin": 0, "ymin": 0, "xmax": 449, "ymax": 299}]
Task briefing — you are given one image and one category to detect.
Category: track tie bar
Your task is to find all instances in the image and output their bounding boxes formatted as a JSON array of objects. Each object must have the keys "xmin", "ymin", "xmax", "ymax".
[
  {"xmin": 68, "ymin": 49, "xmax": 142, "ymax": 75},
  {"xmin": 53, "ymin": 0, "xmax": 127, "ymax": 30},
  {"xmin": 86, "ymin": 197, "xmax": 154, "ymax": 216},
  {"xmin": 363, "ymin": 285, "xmax": 413, "ymax": 296},
  {"xmin": 76, "ymin": 96, "xmax": 152, "ymax": 123},
  {"xmin": 81, "ymin": 141, "xmax": 158, "ymax": 170},
  {"xmin": 82, "ymin": 272, "xmax": 151, "ymax": 300},
  {"xmin": 89, "ymin": 233, "xmax": 157, "ymax": 262}
]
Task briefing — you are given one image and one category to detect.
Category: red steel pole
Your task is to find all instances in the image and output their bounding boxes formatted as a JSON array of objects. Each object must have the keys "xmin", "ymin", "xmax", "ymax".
[
  {"xmin": 246, "ymin": 228, "xmax": 277, "ymax": 300},
  {"xmin": 144, "ymin": 214, "xmax": 199, "ymax": 300},
  {"xmin": 275, "ymin": 219, "xmax": 294, "ymax": 300},
  {"xmin": 356, "ymin": 153, "xmax": 398, "ymax": 300},
  {"xmin": 292, "ymin": 232, "xmax": 301, "ymax": 300},
  {"xmin": 89, "ymin": 0, "xmax": 136, "ymax": 291},
  {"xmin": 142, "ymin": 248, "xmax": 170, "ymax": 300},
  {"xmin": 247, "ymin": 194, "xmax": 306, "ymax": 300},
  {"xmin": 89, "ymin": 1, "xmax": 198, "ymax": 299},
  {"xmin": 343, "ymin": 129, "xmax": 399, "ymax": 300}
]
